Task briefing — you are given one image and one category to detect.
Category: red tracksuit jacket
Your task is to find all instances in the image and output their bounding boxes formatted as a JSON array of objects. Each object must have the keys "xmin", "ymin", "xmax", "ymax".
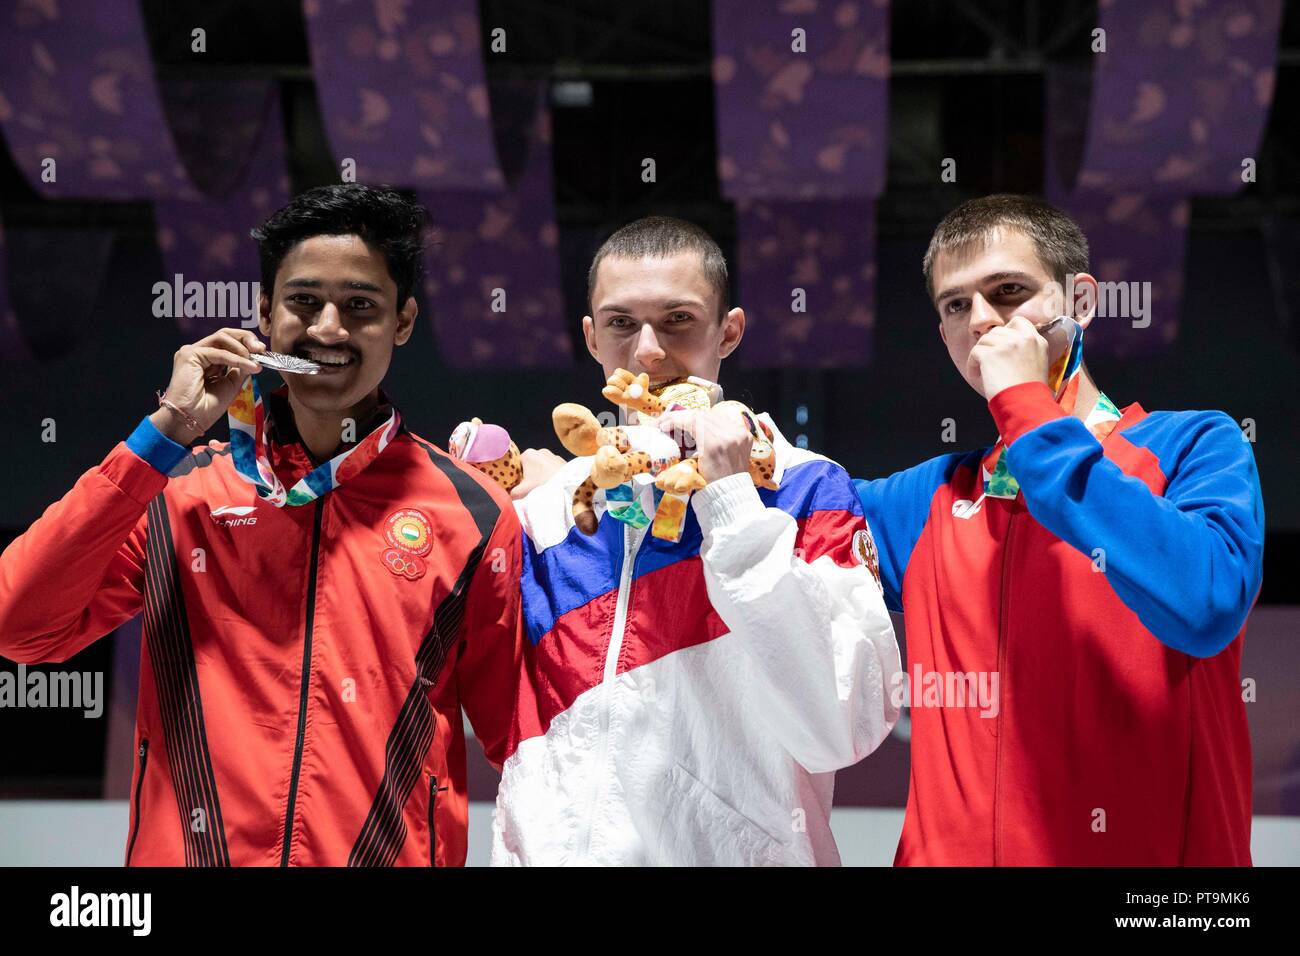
[
  {"xmin": 856, "ymin": 382, "xmax": 1264, "ymax": 865},
  {"xmin": 0, "ymin": 387, "xmax": 524, "ymax": 866}
]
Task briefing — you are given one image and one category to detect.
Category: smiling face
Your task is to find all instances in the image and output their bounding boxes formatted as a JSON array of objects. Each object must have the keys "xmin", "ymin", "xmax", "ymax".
[
  {"xmin": 582, "ymin": 252, "xmax": 744, "ymax": 386},
  {"xmin": 931, "ymin": 226, "xmax": 1096, "ymax": 396},
  {"xmin": 257, "ymin": 234, "xmax": 417, "ymax": 413}
]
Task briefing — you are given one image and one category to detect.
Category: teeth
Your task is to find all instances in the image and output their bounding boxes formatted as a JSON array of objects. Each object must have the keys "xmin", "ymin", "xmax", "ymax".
[{"xmin": 302, "ymin": 352, "xmax": 351, "ymax": 365}]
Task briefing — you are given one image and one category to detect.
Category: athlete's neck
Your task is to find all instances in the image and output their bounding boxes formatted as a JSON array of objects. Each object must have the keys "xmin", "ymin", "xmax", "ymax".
[
  {"xmin": 287, "ymin": 388, "xmax": 381, "ymax": 463},
  {"xmin": 1072, "ymin": 368, "xmax": 1101, "ymax": 423}
]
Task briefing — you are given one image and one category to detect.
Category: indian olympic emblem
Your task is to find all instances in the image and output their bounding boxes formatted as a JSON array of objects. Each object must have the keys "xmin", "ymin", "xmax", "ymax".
[{"xmin": 381, "ymin": 508, "xmax": 433, "ymax": 580}]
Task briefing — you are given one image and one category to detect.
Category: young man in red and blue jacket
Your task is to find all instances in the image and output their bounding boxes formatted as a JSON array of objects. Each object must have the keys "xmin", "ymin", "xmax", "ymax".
[{"xmin": 855, "ymin": 194, "xmax": 1264, "ymax": 865}]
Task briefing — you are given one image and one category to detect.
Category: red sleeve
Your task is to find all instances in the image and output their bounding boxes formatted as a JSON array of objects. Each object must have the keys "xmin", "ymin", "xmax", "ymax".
[
  {"xmin": 0, "ymin": 442, "xmax": 167, "ymax": 663},
  {"xmin": 988, "ymin": 380, "xmax": 1067, "ymax": 446},
  {"xmin": 453, "ymin": 501, "xmax": 526, "ymax": 771}
]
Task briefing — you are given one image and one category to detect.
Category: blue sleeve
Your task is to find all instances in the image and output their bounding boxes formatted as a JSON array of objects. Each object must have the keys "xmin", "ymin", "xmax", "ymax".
[
  {"xmin": 125, "ymin": 415, "xmax": 189, "ymax": 476},
  {"xmin": 1007, "ymin": 411, "xmax": 1264, "ymax": 658},
  {"xmin": 854, "ymin": 453, "xmax": 966, "ymax": 613}
]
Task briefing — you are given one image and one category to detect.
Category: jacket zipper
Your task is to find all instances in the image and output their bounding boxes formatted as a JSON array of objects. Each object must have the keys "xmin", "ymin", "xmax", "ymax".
[
  {"xmin": 428, "ymin": 774, "xmax": 446, "ymax": 866},
  {"xmin": 577, "ymin": 522, "xmax": 645, "ymax": 860},
  {"xmin": 281, "ymin": 497, "xmax": 325, "ymax": 867},
  {"xmin": 125, "ymin": 738, "xmax": 148, "ymax": 866},
  {"xmin": 992, "ymin": 501, "xmax": 1020, "ymax": 866}
]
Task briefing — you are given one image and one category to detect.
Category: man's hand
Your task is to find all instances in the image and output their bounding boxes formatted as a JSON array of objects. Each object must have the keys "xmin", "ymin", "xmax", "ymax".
[
  {"xmin": 659, "ymin": 406, "xmax": 752, "ymax": 483},
  {"xmin": 149, "ymin": 328, "xmax": 266, "ymax": 445},
  {"xmin": 967, "ymin": 315, "xmax": 1050, "ymax": 401},
  {"xmin": 511, "ymin": 447, "xmax": 566, "ymax": 500}
]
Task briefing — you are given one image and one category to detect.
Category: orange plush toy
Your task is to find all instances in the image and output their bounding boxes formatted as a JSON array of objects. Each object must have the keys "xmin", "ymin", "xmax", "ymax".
[{"xmin": 552, "ymin": 369, "xmax": 778, "ymax": 539}]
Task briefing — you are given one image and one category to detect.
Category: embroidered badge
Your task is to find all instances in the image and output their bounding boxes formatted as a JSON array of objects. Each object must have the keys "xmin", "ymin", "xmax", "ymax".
[
  {"xmin": 852, "ymin": 527, "xmax": 882, "ymax": 591},
  {"xmin": 381, "ymin": 508, "xmax": 432, "ymax": 580}
]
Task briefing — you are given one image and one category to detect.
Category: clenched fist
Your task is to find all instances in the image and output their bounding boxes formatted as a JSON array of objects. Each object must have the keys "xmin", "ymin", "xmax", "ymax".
[
  {"xmin": 150, "ymin": 328, "xmax": 267, "ymax": 445},
  {"xmin": 967, "ymin": 315, "xmax": 1050, "ymax": 400},
  {"xmin": 657, "ymin": 405, "xmax": 753, "ymax": 483}
]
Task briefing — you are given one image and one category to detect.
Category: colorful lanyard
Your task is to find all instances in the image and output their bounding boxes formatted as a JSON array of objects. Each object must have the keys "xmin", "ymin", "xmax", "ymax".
[
  {"xmin": 981, "ymin": 320, "xmax": 1122, "ymax": 500},
  {"xmin": 226, "ymin": 375, "xmax": 402, "ymax": 507}
]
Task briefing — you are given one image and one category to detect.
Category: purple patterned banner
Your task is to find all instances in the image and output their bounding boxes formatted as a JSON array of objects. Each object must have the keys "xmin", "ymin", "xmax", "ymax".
[
  {"xmin": 305, "ymin": 1, "xmax": 571, "ymax": 368},
  {"xmin": 0, "ymin": 0, "xmax": 200, "ymax": 201},
  {"xmin": 303, "ymin": 0, "xmax": 505, "ymax": 190},
  {"xmin": 732, "ymin": 198, "xmax": 876, "ymax": 369},
  {"xmin": 0, "ymin": 1, "xmax": 295, "ymax": 344},
  {"xmin": 1046, "ymin": 0, "xmax": 1282, "ymax": 357},
  {"xmin": 712, "ymin": 0, "xmax": 889, "ymax": 367},
  {"xmin": 154, "ymin": 82, "xmax": 291, "ymax": 341},
  {"xmin": 419, "ymin": 98, "xmax": 572, "ymax": 368},
  {"xmin": 711, "ymin": 0, "xmax": 889, "ymax": 200}
]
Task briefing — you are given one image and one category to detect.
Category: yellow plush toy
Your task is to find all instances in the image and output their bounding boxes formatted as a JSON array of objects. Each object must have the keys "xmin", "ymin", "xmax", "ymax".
[{"xmin": 553, "ymin": 369, "xmax": 778, "ymax": 538}]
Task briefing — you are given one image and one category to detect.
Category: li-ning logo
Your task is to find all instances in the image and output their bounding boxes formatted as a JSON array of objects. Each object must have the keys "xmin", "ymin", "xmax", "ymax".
[
  {"xmin": 210, "ymin": 504, "xmax": 257, "ymax": 527},
  {"xmin": 952, "ymin": 496, "xmax": 985, "ymax": 520}
]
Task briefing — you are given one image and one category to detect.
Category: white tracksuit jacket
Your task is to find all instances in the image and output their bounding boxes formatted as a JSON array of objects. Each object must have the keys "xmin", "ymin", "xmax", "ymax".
[{"xmin": 491, "ymin": 416, "xmax": 901, "ymax": 865}]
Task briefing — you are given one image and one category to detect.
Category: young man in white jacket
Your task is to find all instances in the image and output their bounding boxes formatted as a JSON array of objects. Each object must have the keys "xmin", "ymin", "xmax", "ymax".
[{"xmin": 491, "ymin": 216, "xmax": 901, "ymax": 865}]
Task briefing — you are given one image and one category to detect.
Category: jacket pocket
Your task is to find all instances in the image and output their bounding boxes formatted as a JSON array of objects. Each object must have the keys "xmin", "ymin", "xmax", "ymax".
[
  {"xmin": 648, "ymin": 763, "xmax": 787, "ymax": 866},
  {"xmin": 125, "ymin": 738, "xmax": 148, "ymax": 867},
  {"xmin": 428, "ymin": 773, "xmax": 443, "ymax": 867}
]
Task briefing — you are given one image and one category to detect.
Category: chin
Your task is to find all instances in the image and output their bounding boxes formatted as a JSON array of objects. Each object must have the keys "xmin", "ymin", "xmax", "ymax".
[{"xmin": 287, "ymin": 374, "xmax": 374, "ymax": 411}]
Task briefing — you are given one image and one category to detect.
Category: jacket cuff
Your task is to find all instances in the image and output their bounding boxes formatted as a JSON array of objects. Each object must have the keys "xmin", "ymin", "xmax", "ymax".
[
  {"xmin": 692, "ymin": 472, "xmax": 764, "ymax": 537},
  {"xmin": 126, "ymin": 415, "xmax": 189, "ymax": 476},
  {"xmin": 988, "ymin": 381, "xmax": 1067, "ymax": 446}
]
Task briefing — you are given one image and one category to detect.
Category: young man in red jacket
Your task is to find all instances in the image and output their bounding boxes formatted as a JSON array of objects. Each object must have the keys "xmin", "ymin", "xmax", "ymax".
[
  {"xmin": 0, "ymin": 184, "xmax": 526, "ymax": 866},
  {"xmin": 855, "ymin": 194, "xmax": 1264, "ymax": 865}
]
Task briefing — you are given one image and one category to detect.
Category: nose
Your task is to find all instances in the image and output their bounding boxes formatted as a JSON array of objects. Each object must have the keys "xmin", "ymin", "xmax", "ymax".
[
  {"xmin": 308, "ymin": 302, "xmax": 349, "ymax": 345},
  {"xmin": 633, "ymin": 323, "xmax": 666, "ymax": 368},
  {"xmin": 969, "ymin": 293, "xmax": 1005, "ymax": 339}
]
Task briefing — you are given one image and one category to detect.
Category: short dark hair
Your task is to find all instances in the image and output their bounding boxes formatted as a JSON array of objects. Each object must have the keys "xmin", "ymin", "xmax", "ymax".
[
  {"xmin": 922, "ymin": 194, "xmax": 1089, "ymax": 299},
  {"xmin": 587, "ymin": 215, "xmax": 730, "ymax": 319},
  {"xmin": 250, "ymin": 184, "xmax": 427, "ymax": 306}
]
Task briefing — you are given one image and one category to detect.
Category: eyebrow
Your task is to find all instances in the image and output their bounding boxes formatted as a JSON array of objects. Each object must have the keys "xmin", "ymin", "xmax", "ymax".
[
  {"xmin": 934, "ymin": 271, "xmax": 1035, "ymax": 306},
  {"xmin": 283, "ymin": 278, "xmax": 385, "ymax": 294},
  {"xmin": 597, "ymin": 300, "xmax": 705, "ymax": 314}
]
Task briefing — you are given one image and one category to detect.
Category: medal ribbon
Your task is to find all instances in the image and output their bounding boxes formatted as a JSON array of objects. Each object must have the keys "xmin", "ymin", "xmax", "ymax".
[{"xmin": 227, "ymin": 376, "xmax": 402, "ymax": 507}]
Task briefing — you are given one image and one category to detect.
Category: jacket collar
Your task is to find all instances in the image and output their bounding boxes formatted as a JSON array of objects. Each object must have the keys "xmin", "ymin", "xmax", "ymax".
[{"xmin": 262, "ymin": 384, "xmax": 404, "ymax": 467}]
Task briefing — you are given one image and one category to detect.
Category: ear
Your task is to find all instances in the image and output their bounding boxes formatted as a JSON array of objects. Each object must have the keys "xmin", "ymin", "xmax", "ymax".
[
  {"xmin": 394, "ymin": 294, "xmax": 418, "ymax": 347},
  {"xmin": 938, "ymin": 322, "xmax": 948, "ymax": 347},
  {"xmin": 718, "ymin": 307, "xmax": 745, "ymax": 359},
  {"xmin": 1071, "ymin": 273, "xmax": 1099, "ymax": 330},
  {"xmin": 582, "ymin": 314, "xmax": 600, "ymax": 363},
  {"xmin": 258, "ymin": 292, "xmax": 272, "ymax": 338}
]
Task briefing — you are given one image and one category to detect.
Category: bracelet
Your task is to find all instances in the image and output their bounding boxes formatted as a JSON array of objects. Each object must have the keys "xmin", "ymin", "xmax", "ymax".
[{"xmin": 156, "ymin": 390, "xmax": 200, "ymax": 433}]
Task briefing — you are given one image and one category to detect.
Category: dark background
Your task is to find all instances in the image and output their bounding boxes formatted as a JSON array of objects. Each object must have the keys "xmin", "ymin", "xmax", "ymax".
[{"xmin": 2, "ymin": 0, "xmax": 1297, "ymax": 797}]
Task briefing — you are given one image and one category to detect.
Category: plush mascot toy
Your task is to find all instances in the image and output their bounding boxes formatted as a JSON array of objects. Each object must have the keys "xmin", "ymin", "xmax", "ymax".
[
  {"xmin": 447, "ymin": 418, "xmax": 522, "ymax": 492},
  {"xmin": 553, "ymin": 369, "xmax": 777, "ymax": 539},
  {"xmin": 449, "ymin": 370, "xmax": 778, "ymax": 541}
]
